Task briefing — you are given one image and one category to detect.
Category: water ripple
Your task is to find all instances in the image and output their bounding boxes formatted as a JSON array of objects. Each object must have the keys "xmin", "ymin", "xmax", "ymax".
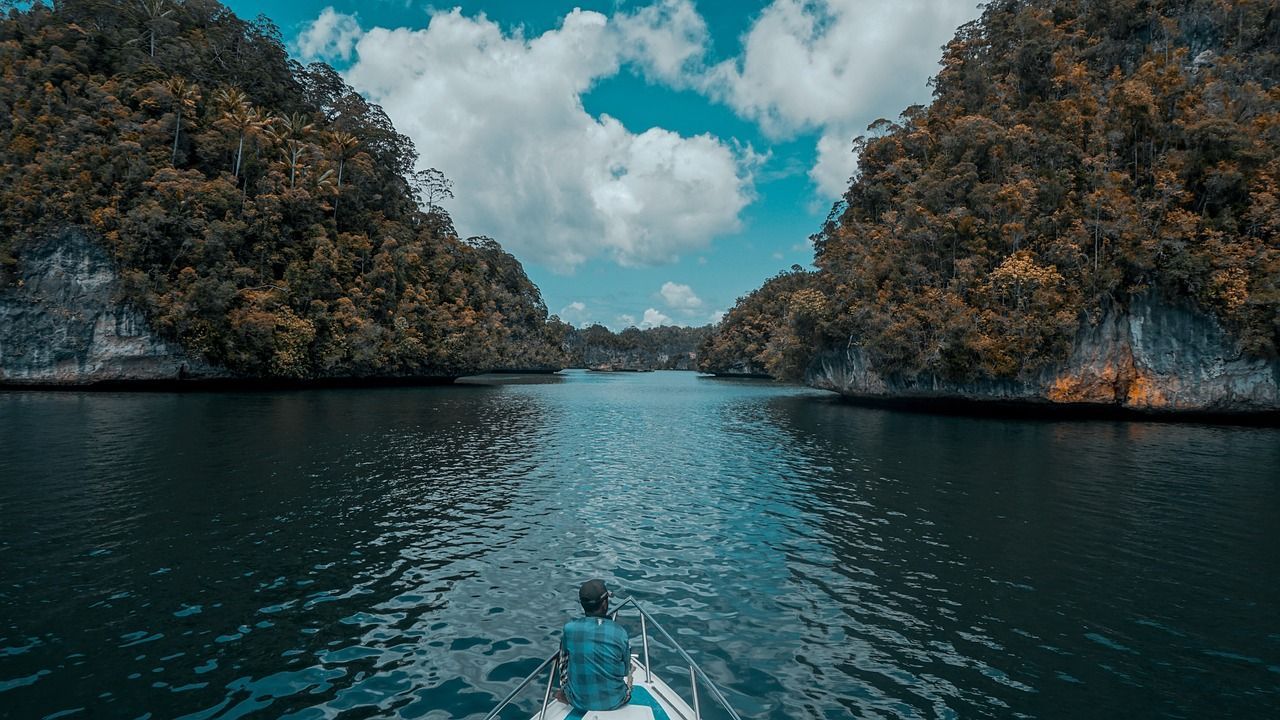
[{"xmin": 1, "ymin": 374, "xmax": 1278, "ymax": 719}]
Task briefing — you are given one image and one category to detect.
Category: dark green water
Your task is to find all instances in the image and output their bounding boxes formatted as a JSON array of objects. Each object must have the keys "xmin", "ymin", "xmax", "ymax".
[{"xmin": 1, "ymin": 370, "xmax": 1277, "ymax": 719}]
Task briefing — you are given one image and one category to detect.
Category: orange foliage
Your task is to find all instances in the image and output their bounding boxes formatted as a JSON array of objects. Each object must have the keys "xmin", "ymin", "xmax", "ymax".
[{"xmin": 0, "ymin": 1, "xmax": 566, "ymax": 377}]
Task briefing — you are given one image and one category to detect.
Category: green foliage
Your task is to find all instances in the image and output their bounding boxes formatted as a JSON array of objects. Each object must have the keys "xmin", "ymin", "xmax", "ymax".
[
  {"xmin": 698, "ymin": 267, "xmax": 820, "ymax": 379},
  {"xmin": 0, "ymin": 1, "xmax": 561, "ymax": 378},
  {"xmin": 718, "ymin": 0, "xmax": 1279, "ymax": 383},
  {"xmin": 560, "ymin": 322, "xmax": 711, "ymax": 370}
]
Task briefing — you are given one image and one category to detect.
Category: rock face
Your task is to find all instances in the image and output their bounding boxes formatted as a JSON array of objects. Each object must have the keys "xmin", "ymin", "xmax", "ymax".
[
  {"xmin": 0, "ymin": 230, "xmax": 228, "ymax": 386},
  {"xmin": 708, "ymin": 360, "xmax": 773, "ymax": 379},
  {"xmin": 807, "ymin": 294, "xmax": 1280, "ymax": 415}
]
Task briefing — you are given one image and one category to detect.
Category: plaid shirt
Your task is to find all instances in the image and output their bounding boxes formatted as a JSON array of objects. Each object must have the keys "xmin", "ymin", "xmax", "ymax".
[{"xmin": 559, "ymin": 615, "xmax": 631, "ymax": 711}]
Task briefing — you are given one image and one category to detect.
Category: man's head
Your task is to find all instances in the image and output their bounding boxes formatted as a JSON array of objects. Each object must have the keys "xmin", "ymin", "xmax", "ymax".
[{"xmin": 578, "ymin": 578, "xmax": 610, "ymax": 617}]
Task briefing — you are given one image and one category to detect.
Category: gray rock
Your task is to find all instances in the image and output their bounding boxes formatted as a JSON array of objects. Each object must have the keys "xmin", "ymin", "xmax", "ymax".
[
  {"xmin": 806, "ymin": 294, "xmax": 1279, "ymax": 414},
  {"xmin": 0, "ymin": 229, "xmax": 229, "ymax": 385},
  {"xmin": 709, "ymin": 360, "xmax": 773, "ymax": 378}
]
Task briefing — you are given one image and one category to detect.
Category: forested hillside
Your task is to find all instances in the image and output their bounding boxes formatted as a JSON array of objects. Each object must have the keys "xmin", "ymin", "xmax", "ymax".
[
  {"xmin": 0, "ymin": 1, "xmax": 564, "ymax": 379},
  {"xmin": 553, "ymin": 321, "xmax": 710, "ymax": 370},
  {"xmin": 709, "ymin": 0, "xmax": 1278, "ymax": 385},
  {"xmin": 698, "ymin": 266, "xmax": 817, "ymax": 377}
]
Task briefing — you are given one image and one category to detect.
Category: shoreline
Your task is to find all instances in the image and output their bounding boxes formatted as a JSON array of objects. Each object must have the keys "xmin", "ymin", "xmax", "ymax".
[
  {"xmin": 4, "ymin": 371, "xmax": 1277, "ymax": 426},
  {"xmin": 0, "ymin": 374, "xmax": 466, "ymax": 393},
  {"xmin": 824, "ymin": 391, "xmax": 1280, "ymax": 427}
]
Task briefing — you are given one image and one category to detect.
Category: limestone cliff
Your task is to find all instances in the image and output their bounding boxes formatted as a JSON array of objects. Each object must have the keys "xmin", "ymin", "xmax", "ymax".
[
  {"xmin": 0, "ymin": 231, "xmax": 228, "ymax": 386},
  {"xmin": 707, "ymin": 360, "xmax": 773, "ymax": 379},
  {"xmin": 807, "ymin": 295, "xmax": 1280, "ymax": 415}
]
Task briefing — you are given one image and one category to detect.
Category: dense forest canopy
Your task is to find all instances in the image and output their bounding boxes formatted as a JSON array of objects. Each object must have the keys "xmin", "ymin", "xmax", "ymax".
[
  {"xmin": 707, "ymin": 0, "xmax": 1279, "ymax": 382},
  {"xmin": 698, "ymin": 266, "xmax": 817, "ymax": 378},
  {"xmin": 554, "ymin": 321, "xmax": 711, "ymax": 370},
  {"xmin": 0, "ymin": 0, "xmax": 564, "ymax": 378}
]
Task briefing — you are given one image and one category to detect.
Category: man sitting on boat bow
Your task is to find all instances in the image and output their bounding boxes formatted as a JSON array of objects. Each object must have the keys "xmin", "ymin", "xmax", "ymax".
[{"xmin": 556, "ymin": 579, "xmax": 632, "ymax": 711}]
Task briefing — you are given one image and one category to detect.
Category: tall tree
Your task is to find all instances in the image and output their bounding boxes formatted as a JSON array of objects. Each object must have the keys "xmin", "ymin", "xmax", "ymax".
[
  {"xmin": 212, "ymin": 85, "xmax": 261, "ymax": 181},
  {"xmin": 412, "ymin": 167, "xmax": 453, "ymax": 214},
  {"xmin": 133, "ymin": 0, "xmax": 174, "ymax": 58},
  {"xmin": 325, "ymin": 129, "xmax": 360, "ymax": 220},
  {"xmin": 266, "ymin": 112, "xmax": 315, "ymax": 188},
  {"xmin": 163, "ymin": 76, "xmax": 200, "ymax": 166}
]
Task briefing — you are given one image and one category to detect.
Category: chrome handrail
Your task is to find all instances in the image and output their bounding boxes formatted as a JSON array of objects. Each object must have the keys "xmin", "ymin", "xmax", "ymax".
[
  {"xmin": 482, "ymin": 596, "xmax": 743, "ymax": 720},
  {"xmin": 483, "ymin": 651, "xmax": 559, "ymax": 720},
  {"xmin": 612, "ymin": 597, "xmax": 743, "ymax": 720}
]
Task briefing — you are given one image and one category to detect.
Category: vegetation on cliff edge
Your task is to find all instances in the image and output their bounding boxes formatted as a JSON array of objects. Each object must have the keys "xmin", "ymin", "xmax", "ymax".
[
  {"xmin": 555, "ymin": 322, "xmax": 711, "ymax": 371},
  {"xmin": 708, "ymin": 0, "xmax": 1279, "ymax": 382},
  {"xmin": 698, "ymin": 267, "xmax": 817, "ymax": 378},
  {"xmin": 0, "ymin": 1, "xmax": 565, "ymax": 378}
]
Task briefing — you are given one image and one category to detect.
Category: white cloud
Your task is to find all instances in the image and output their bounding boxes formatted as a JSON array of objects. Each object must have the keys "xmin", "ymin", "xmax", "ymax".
[
  {"xmin": 618, "ymin": 314, "xmax": 638, "ymax": 328},
  {"xmin": 704, "ymin": 0, "xmax": 979, "ymax": 197},
  {"xmin": 711, "ymin": 309, "xmax": 727, "ymax": 324},
  {"xmin": 615, "ymin": 0, "xmax": 709, "ymax": 86},
  {"xmin": 640, "ymin": 308, "xmax": 672, "ymax": 328},
  {"xmin": 660, "ymin": 281, "xmax": 703, "ymax": 310},
  {"xmin": 299, "ymin": 0, "xmax": 977, "ymax": 255},
  {"xmin": 810, "ymin": 128, "xmax": 860, "ymax": 198},
  {"xmin": 559, "ymin": 301, "xmax": 590, "ymax": 326},
  {"xmin": 295, "ymin": 6, "xmax": 362, "ymax": 62},
  {"xmin": 325, "ymin": 6, "xmax": 753, "ymax": 272}
]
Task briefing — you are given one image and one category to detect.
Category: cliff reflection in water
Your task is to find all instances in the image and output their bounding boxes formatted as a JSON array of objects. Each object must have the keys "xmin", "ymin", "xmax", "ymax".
[
  {"xmin": 763, "ymin": 396, "xmax": 1280, "ymax": 718},
  {"xmin": 1, "ymin": 386, "xmax": 547, "ymax": 719},
  {"xmin": 1, "ymin": 372, "xmax": 1277, "ymax": 719}
]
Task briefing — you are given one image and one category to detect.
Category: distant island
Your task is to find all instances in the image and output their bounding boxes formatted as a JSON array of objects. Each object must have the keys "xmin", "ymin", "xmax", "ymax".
[
  {"xmin": 702, "ymin": 0, "xmax": 1279, "ymax": 416},
  {"xmin": 554, "ymin": 323, "xmax": 711, "ymax": 372}
]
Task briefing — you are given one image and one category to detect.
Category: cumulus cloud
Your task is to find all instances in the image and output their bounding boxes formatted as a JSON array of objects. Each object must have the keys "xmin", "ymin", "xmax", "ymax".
[
  {"xmin": 295, "ymin": 7, "xmax": 362, "ymax": 62},
  {"xmin": 559, "ymin": 301, "xmax": 591, "ymax": 326},
  {"xmin": 711, "ymin": 309, "xmax": 727, "ymax": 324},
  {"xmin": 296, "ymin": 0, "xmax": 976, "ymax": 261},
  {"xmin": 660, "ymin": 281, "xmax": 703, "ymax": 311},
  {"xmin": 704, "ymin": 0, "xmax": 979, "ymax": 196},
  {"xmin": 618, "ymin": 314, "xmax": 638, "ymax": 328},
  {"xmin": 615, "ymin": 0, "xmax": 709, "ymax": 85},
  {"xmin": 640, "ymin": 308, "xmax": 673, "ymax": 328},
  {"xmin": 321, "ymin": 6, "xmax": 752, "ymax": 272},
  {"xmin": 810, "ymin": 129, "xmax": 861, "ymax": 199}
]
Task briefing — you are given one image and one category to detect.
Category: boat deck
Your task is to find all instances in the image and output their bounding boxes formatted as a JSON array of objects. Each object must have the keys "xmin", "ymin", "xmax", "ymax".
[{"xmin": 532, "ymin": 657, "xmax": 698, "ymax": 720}]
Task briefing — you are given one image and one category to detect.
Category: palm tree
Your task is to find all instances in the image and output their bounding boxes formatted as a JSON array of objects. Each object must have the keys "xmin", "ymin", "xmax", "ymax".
[
  {"xmin": 163, "ymin": 76, "xmax": 200, "ymax": 166},
  {"xmin": 212, "ymin": 85, "xmax": 248, "ymax": 116},
  {"xmin": 307, "ymin": 167, "xmax": 337, "ymax": 196},
  {"xmin": 213, "ymin": 86, "xmax": 265, "ymax": 181},
  {"xmin": 324, "ymin": 130, "xmax": 360, "ymax": 220},
  {"xmin": 279, "ymin": 140, "xmax": 312, "ymax": 189},
  {"xmin": 233, "ymin": 107, "xmax": 267, "ymax": 180},
  {"xmin": 267, "ymin": 113, "xmax": 316, "ymax": 189},
  {"xmin": 269, "ymin": 112, "xmax": 315, "ymax": 144}
]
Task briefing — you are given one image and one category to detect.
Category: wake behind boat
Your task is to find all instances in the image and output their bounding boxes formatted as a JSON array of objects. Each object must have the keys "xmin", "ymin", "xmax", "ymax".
[{"xmin": 484, "ymin": 598, "xmax": 742, "ymax": 720}]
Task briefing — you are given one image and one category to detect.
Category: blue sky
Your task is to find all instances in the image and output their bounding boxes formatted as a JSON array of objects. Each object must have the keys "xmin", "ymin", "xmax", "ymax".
[{"xmin": 225, "ymin": 0, "xmax": 980, "ymax": 329}]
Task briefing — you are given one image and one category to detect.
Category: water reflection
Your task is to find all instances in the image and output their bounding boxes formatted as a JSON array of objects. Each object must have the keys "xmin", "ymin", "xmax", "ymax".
[
  {"xmin": 766, "ymin": 397, "xmax": 1280, "ymax": 718},
  {"xmin": 1, "ymin": 374, "xmax": 1277, "ymax": 719},
  {"xmin": 1, "ymin": 386, "xmax": 545, "ymax": 719}
]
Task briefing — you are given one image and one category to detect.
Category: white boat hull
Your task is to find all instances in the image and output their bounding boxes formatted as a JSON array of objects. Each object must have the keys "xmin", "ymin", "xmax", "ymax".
[{"xmin": 531, "ymin": 657, "xmax": 699, "ymax": 720}]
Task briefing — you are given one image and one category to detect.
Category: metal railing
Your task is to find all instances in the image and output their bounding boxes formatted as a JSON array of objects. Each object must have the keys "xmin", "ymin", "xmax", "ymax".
[{"xmin": 483, "ymin": 597, "xmax": 743, "ymax": 720}]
